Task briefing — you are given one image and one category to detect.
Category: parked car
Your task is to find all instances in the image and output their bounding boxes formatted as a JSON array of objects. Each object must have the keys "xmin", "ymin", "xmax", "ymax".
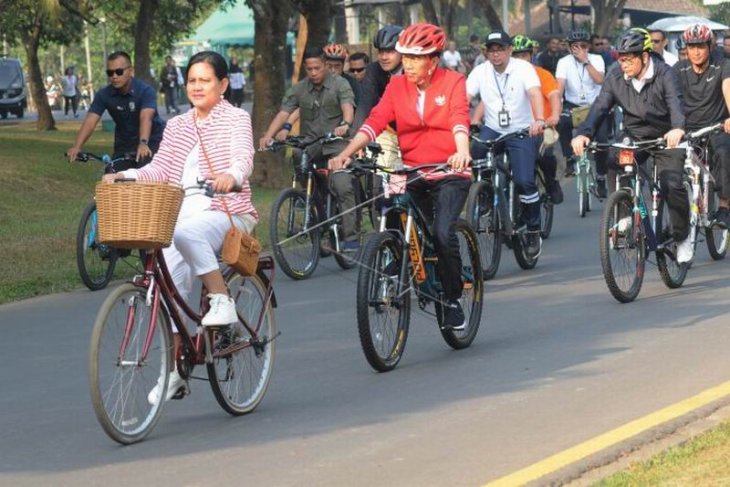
[{"xmin": 0, "ymin": 57, "xmax": 28, "ymax": 119}]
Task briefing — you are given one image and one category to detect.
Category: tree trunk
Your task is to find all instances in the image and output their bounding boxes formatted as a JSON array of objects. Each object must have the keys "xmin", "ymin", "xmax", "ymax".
[
  {"xmin": 133, "ymin": 0, "xmax": 159, "ymax": 87},
  {"xmin": 591, "ymin": 0, "xmax": 627, "ymax": 37},
  {"xmin": 421, "ymin": 0, "xmax": 440, "ymax": 25},
  {"xmin": 472, "ymin": 0, "xmax": 503, "ymax": 31},
  {"xmin": 21, "ymin": 17, "xmax": 55, "ymax": 131},
  {"xmin": 247, "ymin": 0, "xmax": 292, "ymax": 188}
]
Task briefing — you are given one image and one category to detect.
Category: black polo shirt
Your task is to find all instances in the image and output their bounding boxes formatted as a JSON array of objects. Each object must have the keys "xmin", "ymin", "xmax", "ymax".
[
  {"xmin": 90, "ymin": 77, "xmax": 165, "ymax": 156},
  {"xmin": 674, "ymin": 51, "xmax": 730, "ymax": 131}
]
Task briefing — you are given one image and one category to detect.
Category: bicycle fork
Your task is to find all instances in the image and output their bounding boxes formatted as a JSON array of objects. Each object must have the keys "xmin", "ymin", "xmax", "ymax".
[{"xmin": 118, "ymin": 280, "xmax": 161, "ymax": 367}]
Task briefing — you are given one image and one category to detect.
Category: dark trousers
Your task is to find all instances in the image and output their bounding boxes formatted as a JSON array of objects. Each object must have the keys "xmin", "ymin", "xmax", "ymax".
[
  {"xmin": 610, "ymin": 146, "xmax": 689, "ymax": 240},
  {"xmin": 475, "ymin": 126, "xmax": 541, "ymax": 229},
  {"xmin": 64, "ymin": 95, "xmax": 78, "ymax": 115},
  {"xmin": 559, "ymin": 101, "xmax": 608, "ymax": 176},
  {"xmin": 407, "ymin": 176, "xmax": 471, "ymax": 301},
  {"xmin": 163, "ymin": 86, "xmax": 178, "ymax": 112},
  {"xmin": 709, "ymin": 132, "xmax": 730, "ymax": 200}
]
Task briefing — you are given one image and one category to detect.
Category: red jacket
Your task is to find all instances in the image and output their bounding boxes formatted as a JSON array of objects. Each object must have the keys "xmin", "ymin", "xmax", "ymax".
[{"xmin": 359, "ymin": 68, "xmax": 470, "ymax": 177}]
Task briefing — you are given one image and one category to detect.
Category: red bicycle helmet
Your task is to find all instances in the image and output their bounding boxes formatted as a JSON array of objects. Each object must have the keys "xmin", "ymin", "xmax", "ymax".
[
  {"xmin": 682, "ymin": 24, "xmax": 712, "ymax": 45},
  {"xmin": 323, "ymin": 43, "xmax": 349, "ymax": 61},
  {"xmin": 395, "ymin": 23, "xmax": 446, "ymax": 55}
]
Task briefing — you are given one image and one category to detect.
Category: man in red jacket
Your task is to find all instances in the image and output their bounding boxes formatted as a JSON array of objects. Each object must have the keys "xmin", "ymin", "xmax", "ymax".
[{"xmin": 330, "ymin": 23, "xmax": 472, "ymax": 330}]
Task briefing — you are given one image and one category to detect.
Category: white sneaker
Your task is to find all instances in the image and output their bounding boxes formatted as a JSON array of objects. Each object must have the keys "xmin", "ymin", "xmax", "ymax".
[
  {"xmin": 617, "ymin": 216, "xmax": 632, "ymax": 233},
  {"xmin": 201, "ymin": 293, "xmax": 237, "ymax": 327},
  {"xmin": 676, "ymin": 237, "xmax": 694, "ymax": 264},
  {"xmin": 147, "ymin": 369, "xmax": 186, "ymax": 405}
]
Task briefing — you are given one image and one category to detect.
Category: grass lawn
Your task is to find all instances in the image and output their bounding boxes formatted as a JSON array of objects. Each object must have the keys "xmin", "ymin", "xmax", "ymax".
[
  {"xmin": 0, "ymin": 121, "xmax": 278, "ymax": 304},
  {"xmin": 595, "ymin": 421, "xmax": 730, "ymax": 486}
]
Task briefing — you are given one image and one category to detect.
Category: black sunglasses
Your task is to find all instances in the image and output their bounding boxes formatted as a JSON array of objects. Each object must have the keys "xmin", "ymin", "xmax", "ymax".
[
  {"xmin": 349, "ymin": 67, "xmax": 365, "ymax": 73},
  {"xmin": 106, "ymin": 67, "xmax": 130, "ymax": 77}
]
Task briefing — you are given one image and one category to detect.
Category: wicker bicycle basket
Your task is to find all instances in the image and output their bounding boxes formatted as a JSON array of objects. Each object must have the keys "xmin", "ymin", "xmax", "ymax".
[{"xmin": 95, "ymin": 182, "xmax": 184, "ymax": 249}]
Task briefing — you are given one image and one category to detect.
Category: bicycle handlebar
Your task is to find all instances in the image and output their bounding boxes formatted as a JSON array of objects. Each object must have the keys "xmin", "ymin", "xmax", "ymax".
[
  {"xmin": 67, "ymin": 151, "xmax": 136, "ymax": 164},
  {"xmin": 685, "ymin": 123, "xmax": 723, "ymax": 142},
  {"xmin": 470, "ymin": 127, "xmax": 531, "ymax": 148},
  {"xmin": 350, "ymin": 161, "xmax": 450, "ymax": 175},
  {"xmin": 263, "ymin": 133, "xmax": 345, "ymax": 152}
]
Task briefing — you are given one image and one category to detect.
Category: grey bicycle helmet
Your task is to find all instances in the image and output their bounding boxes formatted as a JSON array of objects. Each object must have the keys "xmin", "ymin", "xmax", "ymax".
[
  {"xmin": 566, "ymin": 30, "xmax": 591, "ymax": 44},
  {"xmin": 374, "ymin": 25, "xmax": 403, "ymax": 50},
  {"xmin": 616, "ymin": 28, "xmax": 652, "ymax": 54}
]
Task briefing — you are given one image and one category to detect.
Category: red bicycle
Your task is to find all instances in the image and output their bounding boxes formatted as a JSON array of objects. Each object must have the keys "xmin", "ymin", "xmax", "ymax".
[{"xmin": 88, "ymin": 194, "xmax": 277, "ymax": 444}]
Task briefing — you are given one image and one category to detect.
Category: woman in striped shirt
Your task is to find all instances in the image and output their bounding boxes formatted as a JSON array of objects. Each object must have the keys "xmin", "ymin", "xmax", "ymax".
[{"xmin": 103, "ymin": 51, "xmax": 257, "ymax": 402}]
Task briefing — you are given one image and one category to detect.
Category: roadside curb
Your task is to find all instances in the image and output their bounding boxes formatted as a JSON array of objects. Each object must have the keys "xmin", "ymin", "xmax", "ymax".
[{"xmin": 535, "ymin": 396, "xmax": 730, "ymax": 486}]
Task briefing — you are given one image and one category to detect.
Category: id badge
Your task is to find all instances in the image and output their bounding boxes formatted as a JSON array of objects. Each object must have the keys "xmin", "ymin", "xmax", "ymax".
[{"xmin": 498, "ymin": 109, "xmax": 511, "ymax": 128}]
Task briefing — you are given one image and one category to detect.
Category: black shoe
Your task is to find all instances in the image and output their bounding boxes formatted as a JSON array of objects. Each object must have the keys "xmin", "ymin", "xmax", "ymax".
[
  {"xmin": 596, "ymin": 178, "xmax": 607, "ymax": 199},
  {"xmin": 440, "ymin": 300, "xmax": 466, "ymax": 331},
  {"xmin": 524, "ymin": 230, "xmax": 542, "ymax": 258},
  {"xmin": 714, "ymin": 207, "xmax": 730, "ymax": 229},
  {"xmin": 548, "ymin": 180, "xmax": 564, "ymax": 204},
  {"xmin": 563, "ymin": 160, "xmax": 576, "ymax": 177}
]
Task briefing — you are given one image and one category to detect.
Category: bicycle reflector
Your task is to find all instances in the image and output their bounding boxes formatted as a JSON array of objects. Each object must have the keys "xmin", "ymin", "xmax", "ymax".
[{"xmin": 619, "ymin": 149, "xmax": 634, "ymax": 166}]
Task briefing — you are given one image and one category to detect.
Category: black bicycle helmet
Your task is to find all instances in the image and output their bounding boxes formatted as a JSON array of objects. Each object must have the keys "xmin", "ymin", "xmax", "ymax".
[
  {"xmin": 616, "ymin": 28, "xmax": 652, "ymax": 54},
  {"xmin": 566, "ymin": 30, "xmax": 590, "ymax": 44},
  {"xmin": 374, "ymin": 25, "xmax": 403, "ymax": 50}
]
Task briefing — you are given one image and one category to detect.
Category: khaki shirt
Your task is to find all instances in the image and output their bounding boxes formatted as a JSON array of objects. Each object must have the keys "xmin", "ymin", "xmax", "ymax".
[{"xmin": 281, "ymin": 73, "xmax": 355, "ymax": 155}]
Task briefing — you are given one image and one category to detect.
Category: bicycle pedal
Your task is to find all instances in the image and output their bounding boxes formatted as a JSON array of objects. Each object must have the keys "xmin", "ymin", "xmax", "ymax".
[{"xmin": 170, "ymin": 385, "xmax": 189, "ymax": 400}]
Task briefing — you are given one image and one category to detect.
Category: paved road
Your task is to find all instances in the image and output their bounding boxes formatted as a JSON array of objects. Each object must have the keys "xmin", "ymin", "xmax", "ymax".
[{"xmin": 2, "ymin": 189, "xmax": 730, "ymax": 486}]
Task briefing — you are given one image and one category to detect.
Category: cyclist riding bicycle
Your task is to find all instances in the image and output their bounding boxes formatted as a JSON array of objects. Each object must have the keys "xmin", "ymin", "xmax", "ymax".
[
  {"xmin": 103, "ymin": 51, "xmax": 258, "ymax": 402},
  {"xmin": 323, "ymin": 43, "xmax": 362, "ymax": 106},
  {"xmin": 67, "ymin": 51, "xmax": 165, "ymax": 170},
  {"xmin": 466, "ymin": 30, "xmax": 546, "ymax": 258},
  {"xmin": 572, "ymin": 28, "xmax": 693, "ymax": 262},
  {"xmin": 329, "ymin": 23, "xmax": 472, "ymax": 329},
  {"xmin": 674, "ymin": 24, "xmax": 730, "ymax": 229},
  {"xmin": 259, "ymin": 47, "xmax": 361, "ymax": 250}
]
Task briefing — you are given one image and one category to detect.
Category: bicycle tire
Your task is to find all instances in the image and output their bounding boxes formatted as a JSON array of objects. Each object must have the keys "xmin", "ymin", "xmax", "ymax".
[
  {"xmin": 541, "ymin": 197, "xmax": 554, "ymax": 239},
  {"xmin": 512, "ymin": 190, "xmax": 539, "ymax": 270},
  {"xmin": 464, "ymin": 180, "xmax": 502, "ymax": 280},
  {"xmin": 356, "ymin": 231, "xmax": 410, "ymax": 372},
  {"xmin": 705, "ymin": 181, "xmax": 729, "ymax": 260},
  {"xmin": 77, "ymin": 201, "xmax": 117, "ymax": 291},
  {"xmin": 599, "ymin": 191, "xmax": 645, "ymax": 303},
  {"xmin": 207, "ymin": 272, "xmax": 276, "ymax": 415},
  {"xmin": 270, "ymin": 188, "xmax": 321, "ymax": 280},
  {"xmin": 656, "ymin": 196, "xmax": 689, "ymax": 289},
  {"xmin": 436, "ymin": 220, "xmax": 483, "ymax": 349},
  {"xmin": 576, "ymin": 165, "xmax": 588, "ymax": 218},
  {"xmin": 89, "ymin": 283, "xmax": 172, "ymax": 444}
]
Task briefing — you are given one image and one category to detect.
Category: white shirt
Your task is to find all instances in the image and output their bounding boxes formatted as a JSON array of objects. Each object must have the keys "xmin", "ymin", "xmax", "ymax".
[
  {"xmin": 61, "ymin": 75, "xmax": 77, "ymax": 97},
  {"xmin": 229, "ymin": 72, "xmax": 245, "ymax": 90},
  {"xmin": 626, "ymin": 58, "xmax": 655, "ymax": 93},
  {"xmin": 180, "ymin": 142, "xmax": 212, "ymax": 219},
  {"xmin": 466, "ymin": 58, "xmax": 541, "ymax": 134},
  {"xmin": 555, "ymin": 53, "xmax": 605, "ymax": 106},
  {"xmin": 442, "ymin": 50, "xmax": 462, "ymax": 69},
  {"xmin": 661, "ymin": 49, "xmax": 678, "ymax": 67}
]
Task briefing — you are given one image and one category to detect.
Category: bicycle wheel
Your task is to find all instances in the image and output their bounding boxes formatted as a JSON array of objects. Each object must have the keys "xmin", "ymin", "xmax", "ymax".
[
  {"xmin": 89, "ymin": 283, "xmax": 172, "ymax": 444},
  {"xmin": 512, "ymin": 191, "xmax": 539, "ymax": 270},
  {"xmin": 270, "ymin": 188, "xmax": 321, "ymax": 280},
  {"xmin": 356, "ymin": 231, "xmax": 410, "ymax": 372},
  {"xmin": 437, "ymin": 220, "xmax": 483, "ymax": 349},
  {"xmin": 705, "ymin": 181, "xmax": 729, "ymax": 260},
  {"xmin": 541, "ymin": 196, "xmax": 554, "ymax": 239},
  {"xmin": 77, "ymin": 201, "xmax": 117, "ymax": 290},
  {"xmin": 464, "ymin": 180, "xmax": 502, "ymax": 280},
  {"xmin": 599, "ymin": 190, "xmax": 645, "ymax": 303},
  {"xmin": 656, "ymin": 197, "xmax": 689, "ymax": 289},
  {"xmin": 207, "ymin": 272, "xmax": 276, "ymax": 415}
]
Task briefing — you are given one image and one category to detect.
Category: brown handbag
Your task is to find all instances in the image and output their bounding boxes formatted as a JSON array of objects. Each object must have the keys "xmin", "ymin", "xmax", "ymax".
[{"xmin": 195, "ymin": 120, "xmax": 261, "ymax": 276}]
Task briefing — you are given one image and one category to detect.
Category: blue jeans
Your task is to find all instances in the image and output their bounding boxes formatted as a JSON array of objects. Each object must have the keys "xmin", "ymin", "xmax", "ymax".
[{"xmin": 474, "ymin": 126, "xmax": 541, "ymax": 230}]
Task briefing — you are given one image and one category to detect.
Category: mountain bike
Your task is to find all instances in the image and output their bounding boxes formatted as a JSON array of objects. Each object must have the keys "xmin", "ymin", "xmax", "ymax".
[
  {"xmin": 89, "ymin": 181, "xmax": 277, "ymax": 444},
  {"xmin": 575, "ymin": 146, "xmax": 602, "ymax": 218},
  {"xmin": 599, "ymin": 138, "xmax": 690, "ymax": 303},
  {"xmin": 351, "ymin": 159, "xmax": 483, "ymax": 372},
  {"xmin": 266, "ymin": 134, "xmax": 369, "ymax": 280},
  {"xmin": 72, "ymin": 151, "xmax": 142, "ymax": 290},
  {"xmin": 683, "ymin": 123, "xmax": 729, "ymax": 261},
  {"xmin": 464, "ymin": 127, "xmax": 539, "ymax": 281}
]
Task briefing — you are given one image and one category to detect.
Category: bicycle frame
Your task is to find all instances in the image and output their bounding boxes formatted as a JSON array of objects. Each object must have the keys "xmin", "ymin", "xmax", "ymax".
[
  {"xmin": 472, "ymin": 150, "xmax": 520, "ymax": 238},
  {"xmin": 117, "ymin": 250, "xmax": 276, "ymax": 373}
]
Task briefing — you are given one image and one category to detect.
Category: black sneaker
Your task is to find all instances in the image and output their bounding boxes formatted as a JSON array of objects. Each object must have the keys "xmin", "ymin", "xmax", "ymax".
[
  {"xmin": 596, "ymin": 178, "xmax": 607, "ymax": 199},
  {"xmin": 563, "ymin": 160, "xmax": 576, "ymax": 177},
  {"xmin": 548, "ymin": 180, "xmax": 564, "ymax": 204},
  {"xmin": 524, "ymin": 230, "xmax": 542, "ymax": 258},
  {"xmin": 714, "ymin": 207, "xmax": 730, "ymax": 229},
  {"xmin": 440, "ymin": 300, "xmax": 466, "ymax": 331}
]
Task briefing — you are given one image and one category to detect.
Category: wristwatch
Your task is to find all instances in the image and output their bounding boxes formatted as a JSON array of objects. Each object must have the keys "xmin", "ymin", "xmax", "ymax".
[
  {"xmin": 139, "ymin": 138, "xmax": 149, "ymax": 146},
  {"xmin": 339, "ymin": 120, "xmax": 352, "ymax": 127}
]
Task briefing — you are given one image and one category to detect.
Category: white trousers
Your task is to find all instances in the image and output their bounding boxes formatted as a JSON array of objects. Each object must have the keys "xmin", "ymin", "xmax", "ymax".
[{"xmin": 163, "ymin": 210, "xmax": 256, "ymax": 303}]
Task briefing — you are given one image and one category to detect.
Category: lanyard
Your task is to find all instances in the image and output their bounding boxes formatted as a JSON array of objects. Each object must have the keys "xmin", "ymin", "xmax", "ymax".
[
  {"xmin": 574, "ymin": 58, "xmax": 587, "ymax": 93},
  {"xmin": 492, "ymin": 69, "xmax": 509, "ymax": 109}
]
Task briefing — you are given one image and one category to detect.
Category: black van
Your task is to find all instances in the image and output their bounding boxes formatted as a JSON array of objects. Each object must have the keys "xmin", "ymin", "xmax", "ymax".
[{"xmin": 0, "ymin": 57, "xmax": 27, "ymax": 119}]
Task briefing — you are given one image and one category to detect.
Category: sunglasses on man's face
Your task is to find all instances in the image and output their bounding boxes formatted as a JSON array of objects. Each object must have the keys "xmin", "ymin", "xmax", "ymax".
[
  {"xmin": 349, "ymin": 67, "xmax": 365, "ymax": 73},
  {"xmin": 106, "ymin": 67, "xmax": 130, "ymax": 77}
]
